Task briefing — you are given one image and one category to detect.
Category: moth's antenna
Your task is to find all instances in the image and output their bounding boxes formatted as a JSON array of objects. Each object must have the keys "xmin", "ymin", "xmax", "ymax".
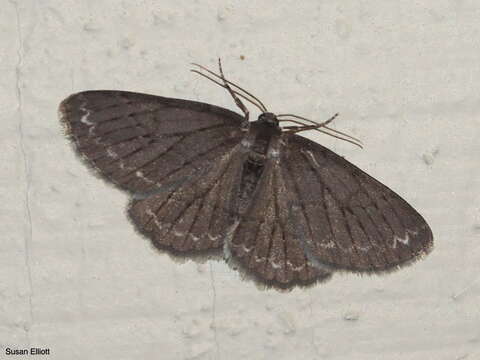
[
  {"xmin": 284, "ymin": 125, "xmax": 363, "ymax": 149},
  {"xmin": 278, "ymin": 113, "xmax": 335, "ymax": 126},
  {"xmin": 191, "ymin": 69, "xmax": 265, "ymax": 113},
  {"xmin": 278, "ymin": 113, "xmax": 363, "ymax": 147},
  {"xmin": 191, "ymin": 63, "xmax": 363, "ymax": 148},
  {"xmin": 217, "ymin": 58, "xmax": 250, "ymax": 121},
  {"xmin": 191, "ymin": 62, "xmax": 268, "ymax": 112}
]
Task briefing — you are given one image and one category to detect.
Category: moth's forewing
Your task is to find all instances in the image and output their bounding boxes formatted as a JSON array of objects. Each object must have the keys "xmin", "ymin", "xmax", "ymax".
[{"xmin": 60, "ymin": 90, "xmax": 244, "ymax": 195}]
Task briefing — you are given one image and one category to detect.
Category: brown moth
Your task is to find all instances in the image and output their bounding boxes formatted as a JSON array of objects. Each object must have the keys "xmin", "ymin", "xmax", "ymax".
[{"xmin": 59, "ymin": 61, "xmax": 433, "ymax": 289}]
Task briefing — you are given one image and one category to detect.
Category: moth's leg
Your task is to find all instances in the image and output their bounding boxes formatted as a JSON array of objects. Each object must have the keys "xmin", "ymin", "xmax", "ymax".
[{"xmin": 217, "ymin": 59, "xmax": 250, "ymax": 124}]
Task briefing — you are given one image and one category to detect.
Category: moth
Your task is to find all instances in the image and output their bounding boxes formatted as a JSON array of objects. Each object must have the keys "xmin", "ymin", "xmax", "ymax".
[{"xmin": 60, "ymin": 61, "xmax": 433, "ymax": 289}]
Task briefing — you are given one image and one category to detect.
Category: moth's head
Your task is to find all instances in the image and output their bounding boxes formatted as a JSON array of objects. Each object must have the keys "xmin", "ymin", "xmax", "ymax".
[{"xmin": 258, "ymin": 112, "xmax": 279, "ymax": 127}]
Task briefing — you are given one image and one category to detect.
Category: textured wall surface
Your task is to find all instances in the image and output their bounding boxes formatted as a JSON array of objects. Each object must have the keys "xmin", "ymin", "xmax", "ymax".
[{"xmin": 1, "ymin": 1, "xmax": 479, "ymax": 359}]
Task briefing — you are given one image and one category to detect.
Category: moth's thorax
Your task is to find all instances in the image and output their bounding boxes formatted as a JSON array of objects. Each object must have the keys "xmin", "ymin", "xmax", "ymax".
[
  {"xmin": 247, "ymin": 115, "xmax": 281, "ymax": 160},
  {"xmin": 257, "ymin": 112, "xmax": 279, "ymax": 127}
]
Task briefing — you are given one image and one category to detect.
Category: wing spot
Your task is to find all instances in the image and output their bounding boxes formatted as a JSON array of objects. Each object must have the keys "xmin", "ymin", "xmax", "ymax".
[
  {"xmin": 286, "ymin": 261, "xmax": 306, "ymax": 271},
  {"xmin": 208, "ymin": 233, "xmax": 221, "ymax": 241},
  {"xmin": 135, "ymin": 170, "xmax": 154, "ymax": 184},
  {"xmin": 270, "ymin": 261, "xmax": 282, "ymax": 269},
  {"xmin": 241, "ymin": 138, "xmax": 252, "ymax": 149},
  {"xmin": 267, "ymin": 148, "xmax": 280, "ymax": 159},
  {"xmin": 80, "ymin": 100, "xmax": 94, "ymax": 126},
  {"xmin": 173, "ymin": 230, "xmax": 185, "ymax": 237},
  {"xmin": 146, "ymin": 208, "xmax": 163, "ymax": 229},
  {"xmin": 392, "ymin": 229, "xmax": 417, "ymax": 248},
  {"xmin": 254, "ymin": 256, "xmax": 266, "ymax": 263},
  {"xmin": 80, "ymin": 111, "xmax": 93, "ymax": 126},
  {"xmin": 190, "ymin": 234, "xmax": 200, "ymax": 242},
  {"xmin": 356, "ymin": 244, "xmax": 371, "ymax": 252},
  {"xmin": 392, "ymin": 233, "xmax": 409, "ymax": 248},
  {"xmin": 304, "ymin": 150, "xmax": 320, "ymax": 167},
  {"xmin": 318, "ymin": 240, "xmax": 336, "ymax": 249},
  {"xmin": 106, "ymin": 148, "xmax": 119, "ymax": 159},
  {"xmin": 240, "ymin": 244, "xmax": 253, "ymax": 253}
]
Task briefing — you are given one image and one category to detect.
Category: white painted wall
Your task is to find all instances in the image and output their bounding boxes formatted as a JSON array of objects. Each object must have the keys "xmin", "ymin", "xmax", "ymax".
[{"xmin": 2, "ymin": 1, "xmax": 479, "ymax": 359}]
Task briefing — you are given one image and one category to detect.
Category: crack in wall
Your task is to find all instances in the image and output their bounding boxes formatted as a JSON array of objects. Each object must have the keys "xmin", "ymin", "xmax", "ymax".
[
  {"xmin": 308, "ymin": 294, "xmax": 321, "ymax": 359},
  {"xmin": 10, "ymin": 0, "xmax": 34, "ymax": 342},
  {"xmin": 451, "ymin": 276, "xmax": 480, "ymax": 300},
  {"xmin": 209, "ymin": 264, "xmax": 220, "ymax": 360}
]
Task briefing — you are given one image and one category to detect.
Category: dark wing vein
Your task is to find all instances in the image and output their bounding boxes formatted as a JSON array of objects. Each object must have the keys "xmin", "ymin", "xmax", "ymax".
[
  {"xmin": 316, "ymin": 163, "xmax": 392, "ymax": 267},
  {"xmin": 136, "ymin": 135, "xmax": 238, "ymax": 186}
]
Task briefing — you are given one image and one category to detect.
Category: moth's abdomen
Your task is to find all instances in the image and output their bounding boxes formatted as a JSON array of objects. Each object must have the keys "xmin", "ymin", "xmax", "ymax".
[{"xmin": 237, "ymin": 160, "xmax": 265, "ymax": 214}]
